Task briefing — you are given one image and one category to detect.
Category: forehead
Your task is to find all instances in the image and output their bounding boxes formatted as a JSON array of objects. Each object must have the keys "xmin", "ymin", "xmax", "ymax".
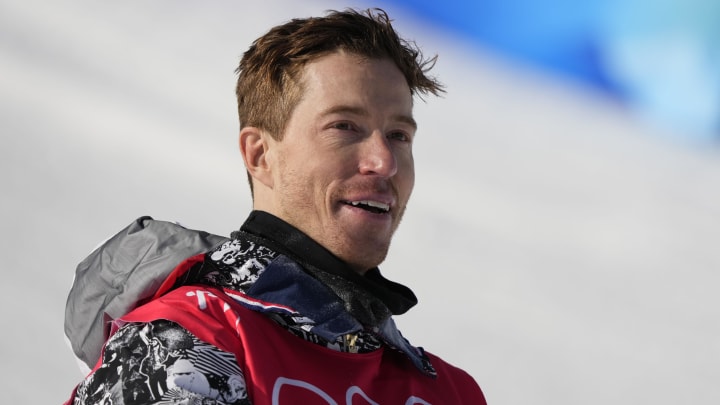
[{"xmin": 298, "ymin": 52, "xmax": 413, "ymax": 107}]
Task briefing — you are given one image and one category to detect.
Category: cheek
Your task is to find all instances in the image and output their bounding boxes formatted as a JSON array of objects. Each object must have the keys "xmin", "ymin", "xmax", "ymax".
[{"xmin": 399, "ymin": 154, "xmax": 415, "ymax": 188}]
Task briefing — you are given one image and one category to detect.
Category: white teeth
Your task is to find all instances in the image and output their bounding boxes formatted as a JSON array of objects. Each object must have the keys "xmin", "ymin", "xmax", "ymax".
[{"xmin": 350, "ymin": 200, "xmax": 390, "ymax": 212}]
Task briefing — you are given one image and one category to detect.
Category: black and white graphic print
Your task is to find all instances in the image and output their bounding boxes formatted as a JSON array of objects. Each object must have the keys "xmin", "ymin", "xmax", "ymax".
[
  {"xmin": 203, "ymin": 238, "xmax": 278, "ymax": 291},
  {"xmin": 73, "ymin": 320, "xmax": 250, "ymax": 405},
  {"xmin": 202, "ymin": 236, "xmax": 386, "ymax": 355}
]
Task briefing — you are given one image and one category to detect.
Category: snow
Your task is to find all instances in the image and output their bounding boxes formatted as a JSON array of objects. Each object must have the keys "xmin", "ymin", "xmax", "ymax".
[{"xmin": 1, "ymin": 1, "xmax": 718, "ymax": 403}]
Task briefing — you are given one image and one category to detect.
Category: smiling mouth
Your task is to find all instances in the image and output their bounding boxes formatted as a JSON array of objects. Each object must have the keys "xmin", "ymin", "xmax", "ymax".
[{"xmin": 343, "ymin": 200, "xmax": 391, "ymax": 214}]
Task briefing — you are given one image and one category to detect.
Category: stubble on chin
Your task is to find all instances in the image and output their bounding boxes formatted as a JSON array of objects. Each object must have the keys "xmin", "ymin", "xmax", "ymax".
[{"xmin": 341, "ymin": 202, "xmax": 409, "ymax": 272}]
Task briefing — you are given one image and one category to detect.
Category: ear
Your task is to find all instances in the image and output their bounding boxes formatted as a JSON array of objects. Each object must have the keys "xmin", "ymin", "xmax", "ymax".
[{"xmin": 239, "ymin": 126, "xmax": 274, "ymax": 189}]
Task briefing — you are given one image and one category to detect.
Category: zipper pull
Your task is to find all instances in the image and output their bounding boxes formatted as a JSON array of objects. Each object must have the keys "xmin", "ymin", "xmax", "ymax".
[{"xmin": 344, "ymin": 333, "xmax": 359, "ymax": 353}]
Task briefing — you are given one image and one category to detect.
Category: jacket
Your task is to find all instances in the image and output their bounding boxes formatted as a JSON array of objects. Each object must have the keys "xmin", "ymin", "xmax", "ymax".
[{"xmin": 64, "ymin": 211, "xmax": 486, "ymax": 404}]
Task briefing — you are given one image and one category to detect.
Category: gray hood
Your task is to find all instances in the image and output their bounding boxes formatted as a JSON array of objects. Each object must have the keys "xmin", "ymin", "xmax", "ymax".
[{"xmin": 64, "ymin": 217, "xmax": 228, "ymax": 371}]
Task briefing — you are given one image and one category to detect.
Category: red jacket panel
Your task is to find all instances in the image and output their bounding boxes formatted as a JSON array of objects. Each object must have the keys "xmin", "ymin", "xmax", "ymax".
[{"xmin": 120, "ymin": 285, "xmax": 487, "ymax": 405}]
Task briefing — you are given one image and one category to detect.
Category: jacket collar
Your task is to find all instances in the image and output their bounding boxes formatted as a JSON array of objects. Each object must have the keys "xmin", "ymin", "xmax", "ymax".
[
  {"xmin": 237, "ymin": 253, "xmax": 436, "ymax": 377},
  {"xmin": 235, "ymin": 210, "xmax": 418, "ymax": 326}
]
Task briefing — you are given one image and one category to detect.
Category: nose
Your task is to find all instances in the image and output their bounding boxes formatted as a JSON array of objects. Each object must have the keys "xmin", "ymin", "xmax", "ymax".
[{"xmin": 358, "ymin": 131, "xmax": 397, "ymax": 177}]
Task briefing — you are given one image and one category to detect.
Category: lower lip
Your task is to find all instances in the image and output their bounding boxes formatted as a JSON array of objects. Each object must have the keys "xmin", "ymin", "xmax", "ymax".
[{"xmin": 340, "ymin": 203, "xmax": 392, "ymax": 222}]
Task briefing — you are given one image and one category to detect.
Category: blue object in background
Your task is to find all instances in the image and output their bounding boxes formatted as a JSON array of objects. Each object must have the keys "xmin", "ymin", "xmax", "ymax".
[{"xmin": 386, "ymin": 0, "xmax": 720, "ymax": 141}]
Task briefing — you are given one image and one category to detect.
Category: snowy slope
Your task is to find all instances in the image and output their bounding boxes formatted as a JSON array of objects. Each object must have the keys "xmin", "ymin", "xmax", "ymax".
[{"xmin": 1, "ymin": 1, "xmax": 718, "ymax": 403}]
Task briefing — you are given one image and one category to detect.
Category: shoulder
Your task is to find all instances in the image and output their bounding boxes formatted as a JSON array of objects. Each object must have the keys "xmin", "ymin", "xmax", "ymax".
[
  {"xmin": 423, "ymin": 351, "xmax": 487, "ymax": 404},
  {"xmin": 73, "ymin": 319, "xmax": 251, "ymax": 405},
  {"xmin": 122, "ymin": 285, "xmax": 273, "ymax": 357}
]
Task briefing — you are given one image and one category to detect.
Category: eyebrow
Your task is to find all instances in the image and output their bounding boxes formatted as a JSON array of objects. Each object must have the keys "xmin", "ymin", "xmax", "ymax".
[{"xmin": 320, "ymin": 105, "xmax": 417, "ymax": 130}]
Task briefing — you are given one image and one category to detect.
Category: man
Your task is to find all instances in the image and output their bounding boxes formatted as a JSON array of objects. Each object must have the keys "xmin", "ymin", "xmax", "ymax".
[{"xmin": 64, "ymin": 8, "xmax": 486, "ymax": 404}]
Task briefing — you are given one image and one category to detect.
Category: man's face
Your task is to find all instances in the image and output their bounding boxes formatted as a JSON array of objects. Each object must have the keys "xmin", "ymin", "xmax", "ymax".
[{"xmin": 265, "ymin": 52, "xmax": 416, "ymax": 272}]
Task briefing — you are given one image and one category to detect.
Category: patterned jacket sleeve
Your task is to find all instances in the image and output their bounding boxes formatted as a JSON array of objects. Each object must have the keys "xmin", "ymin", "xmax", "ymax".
[{"xmin": 71, "ymin": 320, "xmax": 251, "ymax": 405}]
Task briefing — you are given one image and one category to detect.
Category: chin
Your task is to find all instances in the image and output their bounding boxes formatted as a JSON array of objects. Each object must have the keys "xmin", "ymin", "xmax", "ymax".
[{"xmin": 345, "ymin": 244, "xmax": 390, "ymax": 273}]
